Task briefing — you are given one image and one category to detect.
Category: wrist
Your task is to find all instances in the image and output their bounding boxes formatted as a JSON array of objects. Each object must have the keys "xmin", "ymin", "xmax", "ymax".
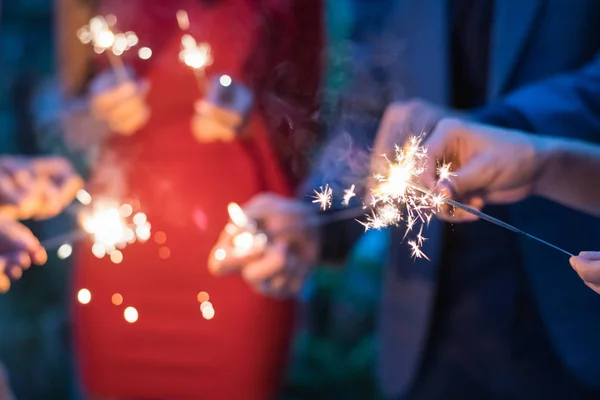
[{"xmin": 531, "ymin": 136, "xmax": 562, "ymax": 198}]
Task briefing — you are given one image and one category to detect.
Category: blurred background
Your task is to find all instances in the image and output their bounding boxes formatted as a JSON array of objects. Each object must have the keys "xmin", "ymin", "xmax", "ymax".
[{"xmin": 0, "ymin": 1, "xmax": 388, "ymax": 399}]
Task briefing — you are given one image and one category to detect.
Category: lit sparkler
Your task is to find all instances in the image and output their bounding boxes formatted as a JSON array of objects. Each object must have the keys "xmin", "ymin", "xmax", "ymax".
[
  {"xmin": 77, "ymin": 15, "xmax": 139, "ymax": 82},
  {"xmin": 42, "ymin": 189, "xmax": 151, "ymax": 264},
  {"xmin": 78, "ymin": 195, "xmax": 151, "ymax": 263},
  {"xmin": 218, "ymin": 203, "xmax": 267, "ymax": 258},
  {"xmin": 360, "ymin": 135, "xmax": 573, "ymax": 259},
  {"xmin": 312, "ymin": 184, "xmax": 333, "ymax": 211},
  {"xmin": 359, "ymin": 135, "xmax": 447, "ymax": 257},
  {"xmin": 179, "ymin": 33, "xmax": 213, "ymax": 92}
]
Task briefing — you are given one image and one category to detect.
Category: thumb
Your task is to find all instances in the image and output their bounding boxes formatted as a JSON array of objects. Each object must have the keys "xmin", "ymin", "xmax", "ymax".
[{"xmin": 450, "ymin": 155, "xmax": 495, "ymax": 199}]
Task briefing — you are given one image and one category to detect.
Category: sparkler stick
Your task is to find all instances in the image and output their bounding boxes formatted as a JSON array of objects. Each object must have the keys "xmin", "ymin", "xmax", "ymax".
[
  {"xmin": 407, "ymin": 181, "xmax": 574, "ymax": 257},
  {"xmin": 40, "ymin": 230, "xmax": 87, "ymax": 251}
]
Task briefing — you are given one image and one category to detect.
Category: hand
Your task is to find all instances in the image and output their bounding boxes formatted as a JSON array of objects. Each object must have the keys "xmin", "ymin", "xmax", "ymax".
[
  {"xmin": 208, "ymin": 193, "xmax": 320, "ymax": 297},
  {"xmin": 191, "ymin": 99, "xmax": 239, "ymax": 143},
  {"xmin": 0, "ymin": 363, "xmax": 14, "ymax": 400},
  {"xmin": 422, "ymin": 118, "xmax": 544, "ymax": 221},
  {"xmin": 0, "ymin": 156, "xmax": 83, "ymax": 220},
  {"xmin": 368, "ymin": 99, "xmax": 450, "ymax": 194},
  {"xmin": 90, "ymin": 71, "xmax": 150, "ymax": 136},
  {"xmin": 570, "ymin": 252, "xmax": 600, "ymax": 295},
  {"xmin": 0, "ymin": 217, "xmax": 47, "ymax": 293}
]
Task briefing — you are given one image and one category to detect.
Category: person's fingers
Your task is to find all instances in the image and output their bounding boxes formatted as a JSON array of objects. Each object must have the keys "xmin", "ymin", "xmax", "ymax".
[
  {"xmin": 0, "ymin": 174, "xmax": 21, "ymax": 206},
  {"xmin": 578, "ymin": 251, "xmax": 600, "ymax": 261},
  {"xmin": 106, "ymin": 98, "xmax": 150, "ymax": 135},
  {"xmin": 485, "ymin": 187, "xmax": 531, "ymax": 205},
  {"xmin": 91, "ymin": 81, "xmax": 139, "ymax": 114},
  {"xmin": 242, "ymin": 241, "xmax": 288, "ymax": 284},
  {"xmin": 9, "ymin": 266, "xmax": 22, "ymax": 280},
  {"xmin": 450, "ymin": 155, "xmax": 497, "ymax": 199},
  {"xmin": 31, "ymin": 247, "xmax": 48, "ymax": 266},
  {"xmin": 207, "ymin": 229, "xmax": 265, "ymax": 276},
  {"xmin": 191, "ymin": 115, "xmax": 236, "ymax": 143},
  {"xmin": 570, "ymin": 256, "xmax": 600, "ymax": 286},
  {"xmin": 0, "ymin": 273, "xmax": 10, "ymax": 293},
  {"xmin": 3, "ymin": 251, "xmax": 31, "ymax": 271},
  {"xmin": 0, "ymin": 220, "xmax": 44, "ymax": 257},
  {"xmin": 55, "ymin": 174, "xmax": 84, "ymax": 209}
]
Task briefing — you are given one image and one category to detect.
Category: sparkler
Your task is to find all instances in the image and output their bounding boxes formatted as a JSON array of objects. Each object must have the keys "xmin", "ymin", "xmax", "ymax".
[
  {"xmin": 179, "ymin": 33, "xmax": 213, "ymax": 93},
  {"xmin": 77, "ymin": 15, "xmax": 139, "ymax": 83},
  {"xmin": 41, "ymin": 189, "xmax": 152, "ymax": 263},
  {"xmin": 312, "ymin": 184, "xmax": 333, "ymax": 211}
]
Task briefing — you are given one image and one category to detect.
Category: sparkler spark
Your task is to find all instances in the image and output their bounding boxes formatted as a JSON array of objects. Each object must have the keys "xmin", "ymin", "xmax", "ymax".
[
  {"xmin": 342, "ymin": 184, "xmax": 356, "ymax": 206},
  {"xmin": 312, "ymin": 185, "xmax": 333, "ymax": 211},
  {"xmin": 225, "ymin": 202, "xmax": 263, "ymax": 257},
  {"xmin": 77, "ymin": 15, "xmax": 139, "ymax": 82},
  {"xmin": 362, "ymin": 135, "xmax": 452, "ymax": 259},
  {"xmin": 179, "ymin": 34, "xmax": 213, "ymax": 71},
  {"xmin": 77, "ymin": 192, "xmax": 151, "ymax": 264},
  {"xmin": 437, "ymin": 162, "xmax": 456, "ymax": 183}
]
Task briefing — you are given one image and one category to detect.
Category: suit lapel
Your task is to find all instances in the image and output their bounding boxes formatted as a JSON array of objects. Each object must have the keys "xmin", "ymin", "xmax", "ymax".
[{"xmin": 489, "ymin": 0, "xmax": 543, "ymax": 97}]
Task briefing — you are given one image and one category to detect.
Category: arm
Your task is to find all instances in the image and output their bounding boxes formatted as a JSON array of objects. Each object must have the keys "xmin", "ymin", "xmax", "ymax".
[
  {"xmin": 423, "ymin": 118, "xmax": 600, "ymax": 219},
  {"xmin": 475, "ymin": 53, "xmax": 600, "ymax": 142},
  {"xmin": 535, "ymin": 136, "xmax": 600, "ymax": 216}
]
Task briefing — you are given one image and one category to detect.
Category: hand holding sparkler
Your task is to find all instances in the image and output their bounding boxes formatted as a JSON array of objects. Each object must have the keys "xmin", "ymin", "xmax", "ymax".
[
  {"xmin": 209, "ymin": 195, "xmax": 319, "ymax": 297},
  {"xmin": 0, "ymin": 216, "xmax": 47, "ymax": 293},
  {"xmin": 422, "ymin": 118, "xmax": 544, "ymax": 221},
  {"xmin": 367, "ymin": 99, "xmax": 451, "ymax": 196},
  {"xmin": 570, "ymin": 252, "xmax": 600, "ymax": 295},
  {"xmin": 90, "ymin": 72, "xmax": 151, "ymax": 135},
  {"xmin": 0, "ymin": 156, "xmax": 83, "ymax": 220}
]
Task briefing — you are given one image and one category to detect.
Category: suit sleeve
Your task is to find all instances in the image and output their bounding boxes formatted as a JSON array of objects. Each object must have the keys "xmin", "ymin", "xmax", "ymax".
[{"xmin": 475, "ymin": 53, "xmax": 600, "ymax": 143}]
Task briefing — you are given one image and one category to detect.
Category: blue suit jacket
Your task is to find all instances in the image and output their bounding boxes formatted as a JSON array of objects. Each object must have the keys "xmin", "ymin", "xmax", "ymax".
[{"xmin": 312, "ymin": 0, "xmax": 600, "ymax": 397}]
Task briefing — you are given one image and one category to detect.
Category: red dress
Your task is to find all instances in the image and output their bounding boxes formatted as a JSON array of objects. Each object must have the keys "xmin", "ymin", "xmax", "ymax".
[{"xmin": 72, "ymin": 1, "xmax": 322, "ymax": 399}]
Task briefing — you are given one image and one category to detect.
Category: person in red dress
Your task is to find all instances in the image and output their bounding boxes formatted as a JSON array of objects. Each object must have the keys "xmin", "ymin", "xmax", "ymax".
[{"xmin": 57, "ymin": 0, "xmax": 323, "ymax": 398}]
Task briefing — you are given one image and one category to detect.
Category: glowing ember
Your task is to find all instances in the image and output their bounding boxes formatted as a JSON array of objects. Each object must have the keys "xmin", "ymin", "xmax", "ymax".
[
  {"xmin": 202, "ymin": 306, "xmax": 215, "ymax": 320},
  {"xmin": 57, "ymin": 244, "xmax": 73, "ymax": 259},
  {"xmin": 197, "ymin": 291, "xmax": 210, "ymax": 303},
  {"xmin": 154, "ymin": 231, "xmax": 167, "ymax": 244},
  {"xmin": 437, "ymin": 162, "xmax": 456, "ymax": 184},
  {"xmin": 120, "ymin": 204, "xmax": 133, "ymax": 217},
  {"xmin": 78, "ymin": 197, "xmax": 151, "ymax": 263},
  {"xmin": 124, "ymin": 306, "xmax": 138, "ymax": 323},
  {"xmin": 200, "ymin": 301, "xmax": 212, "ymax": 312},
  {"xmin": 158, "ymin": 246, "xmax": 171, "ymax": 259},
  {"xmin": 77, "ymin": 288, "xmax": 91, "ymax": 304},
  {"xmin": 312, "ymin": 184, "xmax": 333, "ymax": 210},
  {"xmin": 232, "ymin": 231, "xmax": 254, "ymax": 254},
  {"xmin": 110, "ymin": 250, "xmax": 123, "ymax": 264},
  {"xmin": 359, "ymin": 135, "xmax": 452, "ymax": 258},
  {"xmin": 214, "ymin": 248, "xmax": 226, "ymax": 261},
  {"xmin": 219, "ymin": 75, "xmax": 232, "ymax": 87},
  {"xmin": 133, "ymin": 212, "xmax": 147, "ymax": 226},
  {"xmin": 76, "ymin": 189, "xmax": 92, "ymax": 205},
  {"xmin": 78, "ymin": 16, "xmax": 138, "ymax": 56},
  {"xmin": 342, "ymin": 184, "xmax": 356, "ymax": 206},
  {"xmin": 200, "ymin": 301, "xmax": 215, "ymax": 320},
  {"xmin": 112, "ymin": 293, "xmax": 123, "ymax": 306},
  {"xmin": 227, "ymin": 203, "xmax": 248, "ymax": 228},
  {"xmin": 179, "ymin": 34, "xmax": 213, "ymax": 70},
  {"xmin": 138, "ymin": 47, "xmax": 152, "ymax": 60},
  {"xmin": 176, "ymin": 10, "xmax": 190, "ymax": 30}
]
